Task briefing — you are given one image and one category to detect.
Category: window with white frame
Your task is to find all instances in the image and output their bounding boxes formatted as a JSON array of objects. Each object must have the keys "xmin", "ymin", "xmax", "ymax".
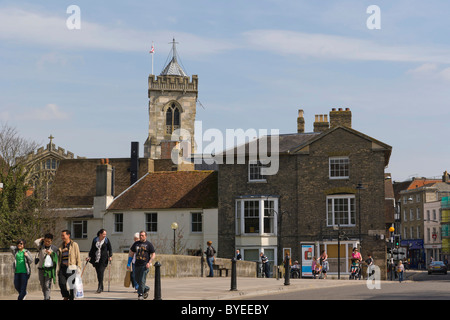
[
  {"xmin": 191, "ymin": 212, "xmax": 202, "ymax": 233},
  {"xmin": 416, "ymin": 208, "xmax": 421, "ymax": 220},
  {"xmin": 410, "ymin": 209, "xmax": 414, "ymax": 221},
  {"xmin": 329, "ymin": 157, "xmax": 349, "ymax": 179},
  {"xmin": 114, "ymin": 213, "xmax": 123, "ymax": 233},
  {"xmin": 235, "ymin": 197, "xmax": 278, "ymax": 235},
  {"xmin": 72, "ymin": 220, "xmax": 87, "ymax": 239},
  {"xmin": 248, "ymin": 161, "xmax": 267, "ymax": 182},
  {"xmin": 327, "ymin": 195, "xmax": 355, "ymax": 227},
  {"xmin": 145, "ymin": 213, "xmax": 157, "ymax": 233}
]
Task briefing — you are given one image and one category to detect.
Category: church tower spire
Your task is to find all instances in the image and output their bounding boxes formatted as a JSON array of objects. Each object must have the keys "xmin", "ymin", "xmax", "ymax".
[{"xmin": 144, "ymin": 39, "xmax": 198, "ymax": 162}]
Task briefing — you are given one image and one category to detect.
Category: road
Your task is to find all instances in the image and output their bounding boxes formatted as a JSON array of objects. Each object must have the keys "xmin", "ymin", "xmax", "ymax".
[{"xmin": 241, "ymin": 271, "xmax": 450, "ymax": 300}]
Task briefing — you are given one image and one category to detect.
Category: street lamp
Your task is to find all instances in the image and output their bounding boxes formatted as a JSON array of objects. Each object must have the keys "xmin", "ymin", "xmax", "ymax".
[
  {"xmin": 171, "ymin": 222, "xmax": 178, "ymax": 254},
  {"xmin": 356, "ymin": 182, "xmax": 365, "ymax": 249}
]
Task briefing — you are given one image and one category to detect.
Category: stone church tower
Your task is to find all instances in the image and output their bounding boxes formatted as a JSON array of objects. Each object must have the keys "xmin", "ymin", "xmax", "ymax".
[{"xmin": 144, "ymin": 39, "xmax": 198, "ymax": 160}]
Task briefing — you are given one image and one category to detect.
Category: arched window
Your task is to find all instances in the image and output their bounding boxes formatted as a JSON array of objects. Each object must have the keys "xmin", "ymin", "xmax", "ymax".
[{"xmin": 165, "ymin": 103, "xmax": 180, "ymax": 134}]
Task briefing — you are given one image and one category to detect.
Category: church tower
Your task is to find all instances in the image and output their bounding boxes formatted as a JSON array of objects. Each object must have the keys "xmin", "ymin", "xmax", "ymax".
[{"xmin": 144, "ymin": 39, "xmax": 198, "ymax": 160}]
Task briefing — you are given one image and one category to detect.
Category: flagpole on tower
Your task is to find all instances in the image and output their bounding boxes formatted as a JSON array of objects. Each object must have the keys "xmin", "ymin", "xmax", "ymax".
[{"xmin": 150, "ymin": 41, "xmax": 155, "ymax": 75}]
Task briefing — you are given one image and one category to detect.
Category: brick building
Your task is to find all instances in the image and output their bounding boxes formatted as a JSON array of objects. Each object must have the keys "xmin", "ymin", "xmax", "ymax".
[{"xmin": 217, "ymin": 108, "xmax": 392, "ymax": 278}]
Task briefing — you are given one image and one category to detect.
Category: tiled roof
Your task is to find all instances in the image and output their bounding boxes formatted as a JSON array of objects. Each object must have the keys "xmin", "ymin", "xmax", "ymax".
[{"xmin": 107, "ymin": 170, "xmax": 218, "ymax": 210}]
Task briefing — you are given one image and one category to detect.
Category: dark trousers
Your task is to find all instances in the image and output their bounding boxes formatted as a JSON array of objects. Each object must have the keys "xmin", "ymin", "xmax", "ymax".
[
  {"xmin": 58, "ymin": 265, "xmax": 75, "ymax": 300},
  {"xmin": 14, "ymin": 273, "xmax": 29, "ymax": 300},
  {"xmin": 94, "ymin": 263, "xmax": 107, "ymax": 290}
]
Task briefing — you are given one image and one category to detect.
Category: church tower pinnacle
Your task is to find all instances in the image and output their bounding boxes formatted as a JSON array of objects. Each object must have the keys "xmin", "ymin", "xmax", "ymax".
[{"xmin": 144, "ymin": 39, "xmax": 198, "ymax": 161}]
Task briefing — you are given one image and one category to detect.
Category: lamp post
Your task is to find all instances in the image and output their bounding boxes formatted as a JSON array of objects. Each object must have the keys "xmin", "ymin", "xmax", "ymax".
[
  {"xmin": 171, "ymin": 222, "xmax": 178, "ymax": 254},
  {"xmin": 389, "ymin": 226, "xmax": 395, "ymax": 280},
  {"xmin": 356, "ymin": 182, "xmax": 365, "ymax": 249}
]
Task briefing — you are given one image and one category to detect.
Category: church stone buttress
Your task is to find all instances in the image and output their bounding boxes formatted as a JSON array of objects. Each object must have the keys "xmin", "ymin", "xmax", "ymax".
[{"xmin": 144, "ymin": 39, "xmax": 198, "ymax": 160}]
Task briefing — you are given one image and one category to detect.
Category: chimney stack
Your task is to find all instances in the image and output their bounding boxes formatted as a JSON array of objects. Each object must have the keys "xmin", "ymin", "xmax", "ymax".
[
  {"xmin": 329, "ymin": 107, "xmax": 352, "ymax": 128},
  {"xmin": 96, "ymin": 159, "xmax": 114, "ymax": 197},
  {"xmin": 313, "ymin": 114, "xmax": 329, "ymax": 132},
  {"xmin": 297, "ymin": 109, "xmax": 305, "ymax": 133},
  {"xmin": 443, "ymin": 170, "xmax": 449, "ymax": 183},
  {"xmin": 130, "ymin": 142, "xmax": 139, "ymax": 185}
]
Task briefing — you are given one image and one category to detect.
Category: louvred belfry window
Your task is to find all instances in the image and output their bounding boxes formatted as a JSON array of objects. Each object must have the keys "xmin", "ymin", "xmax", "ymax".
[{"xmin": 166, "ymin": 103, "xmax": 180, "ymax": 134}]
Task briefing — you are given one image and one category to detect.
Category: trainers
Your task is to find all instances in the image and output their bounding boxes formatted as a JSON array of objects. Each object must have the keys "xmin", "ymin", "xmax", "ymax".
[{"xmin": 138, "ymin": 294, "xmax": 144, "ymax": 300}]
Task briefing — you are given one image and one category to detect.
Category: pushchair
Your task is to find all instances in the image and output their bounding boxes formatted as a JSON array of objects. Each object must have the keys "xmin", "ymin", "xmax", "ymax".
[
  {"xmin": 313, "ymin": 263, "xmax": 322, "ymax": 279},
  {"xmin": 349, "ymin": 260, "xmax": 362, "ymax": 280}
]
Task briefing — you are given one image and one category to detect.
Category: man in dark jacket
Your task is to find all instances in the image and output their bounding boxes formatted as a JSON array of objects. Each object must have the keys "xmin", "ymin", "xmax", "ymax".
[{"xmin": 88, "ymin": 229, "xmax": 112, "ymax": 293}]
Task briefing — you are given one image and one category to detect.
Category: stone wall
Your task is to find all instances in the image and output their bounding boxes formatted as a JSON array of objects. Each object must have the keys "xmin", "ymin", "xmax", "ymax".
[{"xmin": 0, "ymin": 253, "xmax": 256, "ymax": 297}]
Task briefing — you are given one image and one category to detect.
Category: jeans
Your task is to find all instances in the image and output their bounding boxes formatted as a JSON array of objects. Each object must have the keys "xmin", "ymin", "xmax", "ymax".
[
  {"xmin": 207, "ymin": 257, "xmax": 214, "ymax": 277},
  {"xmin": 398, "ymin": 271, "xmax": 403, "ymax": 282},
  {"xmin": 14, "ymin": 273, "xmax": 29, "ymax": 300},
  {"xmin": 130, "ymin": 263, "xmax": 138, "ymax": 290},
  {"xmin": 134, "ymin": 264, "xmax": 150, "ymax": 296}
]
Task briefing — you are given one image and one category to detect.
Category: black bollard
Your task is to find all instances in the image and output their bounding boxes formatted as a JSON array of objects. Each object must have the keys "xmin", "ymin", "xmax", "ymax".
[
  {"xmin": 201, "ymin": 255, "xmax": 204, "ymax": 277},
  {"xmin": 284, "ymin": 255, "xmax": 290, "ymax": 286},
  {"xmin": 230, "ymin": 258, "xmax": 237, "ymax": 291},
  {"xmin": 154, "ymin": 261, "xmax": 162, "ymax": 300}
]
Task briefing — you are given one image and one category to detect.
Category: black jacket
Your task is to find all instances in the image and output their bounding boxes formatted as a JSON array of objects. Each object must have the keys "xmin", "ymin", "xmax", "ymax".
[{"xmin": 88, "ymin": 237, "xmax": 112, "ymax": 266}]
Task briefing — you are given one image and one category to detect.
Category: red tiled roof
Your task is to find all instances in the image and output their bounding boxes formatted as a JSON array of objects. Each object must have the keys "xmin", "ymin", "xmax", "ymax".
[
  {"xmin": 107, "ymin": 171, "xmax": 218, "ymax": 210},
  {"xmin": 406, "ymin": 179, "xmax": 441, "ymax": 190}
]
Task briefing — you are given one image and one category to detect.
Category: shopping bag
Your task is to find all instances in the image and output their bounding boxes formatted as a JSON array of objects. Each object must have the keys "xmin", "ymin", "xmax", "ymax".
[
  {"xmin": 124, "ymin": 269, "xmax": 131, "ymax": 287},
  {"xmin": 74, "ymin": 274, "xmax": 84, "ymax": 299}
]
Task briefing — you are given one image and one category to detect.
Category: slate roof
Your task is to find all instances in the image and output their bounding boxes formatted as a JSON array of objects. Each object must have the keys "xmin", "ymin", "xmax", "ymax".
[
  {"xmin": 107, "ymin": 170, "xmax": 218, "ymax": 211},
  {"xmin": 160, "ymin": 57, "xmax": 187, "ymax": 77}
]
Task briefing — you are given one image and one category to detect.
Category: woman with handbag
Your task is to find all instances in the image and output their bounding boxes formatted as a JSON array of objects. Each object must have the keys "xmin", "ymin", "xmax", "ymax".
[
  {"xmin": 88, "ymin": 229, "xmax": 113, "ymax": 293},
  {"xmin": 34, "ymin": 234, "xmax": 59, "ymax": 300}
]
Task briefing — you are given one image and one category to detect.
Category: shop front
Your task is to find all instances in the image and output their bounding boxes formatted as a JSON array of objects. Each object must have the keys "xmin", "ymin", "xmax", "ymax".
[{"xmin": 401, "ymin": 239, "xmax": 425, "ymax": 269}]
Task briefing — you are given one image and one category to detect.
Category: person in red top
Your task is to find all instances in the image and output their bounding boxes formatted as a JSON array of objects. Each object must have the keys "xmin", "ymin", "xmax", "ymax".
[{"xmin": 352, "ymin": 247, "xmax": 362, "ymax": 262}]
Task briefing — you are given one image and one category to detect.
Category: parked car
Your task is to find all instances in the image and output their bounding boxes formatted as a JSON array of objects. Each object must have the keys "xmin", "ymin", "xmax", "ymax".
[{"xmin": 428, "ymin": 261, "xmax": 448, "ymax": 275}]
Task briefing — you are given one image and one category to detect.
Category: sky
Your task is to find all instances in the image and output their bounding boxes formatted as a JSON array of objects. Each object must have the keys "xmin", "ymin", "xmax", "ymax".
[{"xmin": 1, "ymin": 0, "xmax": 450, "ymax": 182}]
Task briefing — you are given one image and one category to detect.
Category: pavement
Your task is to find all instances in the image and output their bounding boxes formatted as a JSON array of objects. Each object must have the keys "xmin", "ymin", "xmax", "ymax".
[{"xmin": 0, "ymin": 274, "xmax": 411, "ymax": 301}]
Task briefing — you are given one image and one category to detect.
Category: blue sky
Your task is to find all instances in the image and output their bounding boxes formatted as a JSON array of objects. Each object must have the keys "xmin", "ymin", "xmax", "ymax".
[{"xmin": 1, "ymin": 1, "xmax": 450, "ymax": 182}]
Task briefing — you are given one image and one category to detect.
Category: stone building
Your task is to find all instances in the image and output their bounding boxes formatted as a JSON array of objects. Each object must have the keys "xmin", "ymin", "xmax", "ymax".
[
  {"xmin": 46, "ymin": 41, "xmax": 206, "ymax": 252},
  {"xmin": 23, "ymin": 135, "xmax": 84, "ymax": 200},
  {"xmin": 217, "ymin": 108, "xmax": 392, "ymax": 278},
  {"xmin": 144, "ymin": 38, "xmax": 198, "ymax": 162},
  {"xmin": 397, "ymin": 173, "xmax": 450, "ymax": 267}
]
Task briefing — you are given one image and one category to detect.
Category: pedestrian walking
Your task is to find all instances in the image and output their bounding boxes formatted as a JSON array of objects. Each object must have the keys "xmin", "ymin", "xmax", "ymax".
[
  {"xmin": 58, "ymin": 229, "xmax": 81, "ymax": 300},
  {"xmin": 319, "ymin": 250, "xmax": 328, "ymax": 279},
  {"xmin": 204, "ymin": 241, "xmax": 216, "ymax": 277},
  {"xmin": 34, "ymin": 234, "xmax": 58, "ymax": 300},
  {"xmin": 127, "ymin": 231, "xmax": 155, "ymax": 300},
  {"xmin": 87, "ymin": 229, "xmax": 113, "ymax": 293},
  {"xmin": 10, "ymin": 239, "xmax": 32, "ymax": 300},
  {"xmin": 260, "ymin": 252, "xmax": 270, "ymax": 278},
  {"xmin": 397, "ymin": 260, "xmax": 405, "ymax": 283},
  {"xmin": 130, "ymin": 232, "xmax": 140, "ymax": 291}
]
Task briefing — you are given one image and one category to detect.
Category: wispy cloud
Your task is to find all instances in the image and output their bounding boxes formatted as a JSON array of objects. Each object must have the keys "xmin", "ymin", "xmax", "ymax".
[
  {"xmin": 242, "ymin": 29, "xmax": 450, "ymax": 64},
  {"xmin": 407, "ymin": 63, "xmax": 450, "ymax": 81},
  {"xmin": 0, "ymin": 7, "xmax": 235, "ymax": 56},
  {"xmin": 20, "ymin": 104, "xmax": 70, "ymax": 121}
]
